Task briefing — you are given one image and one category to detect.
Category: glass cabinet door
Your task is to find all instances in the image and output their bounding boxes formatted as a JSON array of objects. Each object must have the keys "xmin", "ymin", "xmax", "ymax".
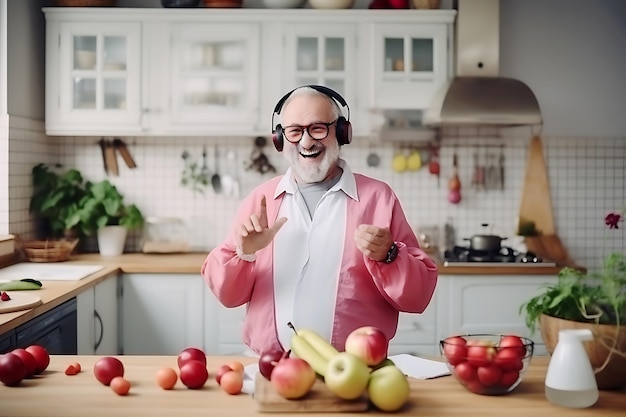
[
  {"xmin": 168, "ymin": 23, "xmax": 261, "ymax": 130},
  {"xmin": 283, "ymin": 24, "xmax": 357, "ymax": 104},
  {"xmin": 373, "ymin": 23, "xmax": 449, "ymax": 109},
  {"xmin": 58, "ymin": 22, "xmax": 141, "ymax": 128}
]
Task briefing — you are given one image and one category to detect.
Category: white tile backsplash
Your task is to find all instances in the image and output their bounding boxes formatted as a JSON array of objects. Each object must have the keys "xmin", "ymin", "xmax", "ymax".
[{"xmin": 5, "ymin": 119, "xmax": 625, "ymax": 271}]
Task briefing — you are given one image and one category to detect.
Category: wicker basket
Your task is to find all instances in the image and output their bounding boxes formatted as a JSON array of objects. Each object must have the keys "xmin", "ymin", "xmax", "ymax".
[
  {"xmin": 55, "ymin": 0, "xmax": 117, "ymax": 6},
  {"xmin": 22, "ymin": 239, "xmax": 79, "ymax": 263}
]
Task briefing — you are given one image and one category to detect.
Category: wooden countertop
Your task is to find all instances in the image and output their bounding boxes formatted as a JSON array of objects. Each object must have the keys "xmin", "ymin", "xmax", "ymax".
[
  {"xmin": 67, "ymin": 252, "xmax": 209, "ymax": 274},
  {"xmin": 70, "ymin": 251, "xmax": 565, "ymax": 275},
  {"xmin": 1, "ymin": 356, "xmax": 624, "ymax": 416}
]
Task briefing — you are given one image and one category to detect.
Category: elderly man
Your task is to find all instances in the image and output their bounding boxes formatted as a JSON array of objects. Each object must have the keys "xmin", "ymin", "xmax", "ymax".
[{"xmin": 202, "ymin": 85, "xmax": 437, "ymax": 355}]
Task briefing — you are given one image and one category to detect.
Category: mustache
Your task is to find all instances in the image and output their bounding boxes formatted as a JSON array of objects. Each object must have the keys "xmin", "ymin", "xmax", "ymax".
[{"xmin": 297, "ymin": 142, "xmax": 324, "ymax": 152}]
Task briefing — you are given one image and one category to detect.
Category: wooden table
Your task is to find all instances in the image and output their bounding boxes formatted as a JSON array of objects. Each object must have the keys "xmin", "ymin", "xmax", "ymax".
[{"xmin": 1, "ymin": 356, "xmax": 624, "ymax": 416}]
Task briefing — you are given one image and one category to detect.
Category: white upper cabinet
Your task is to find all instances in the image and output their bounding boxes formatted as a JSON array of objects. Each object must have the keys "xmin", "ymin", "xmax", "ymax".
[
  {"xmin": 153, "ymin": 22, "xmax": 262, "ymax": 135},
  {"xmin": 43, "ymin": 8, "xmax": 455, "ymax": 137},
  {"xmin": 372, "ymin": 22, "xmax": 451, "ymax": 110},
  {"xmin": 45, "ymin": 20, "xmax": 142, "ymax": 135},
  {"xmin": 282, "ymin": 23, "xmax": 358, "ymax": 101},
  {"xmin": 280, "ymin": 22, "xmax": 365, "ymax": 135}
]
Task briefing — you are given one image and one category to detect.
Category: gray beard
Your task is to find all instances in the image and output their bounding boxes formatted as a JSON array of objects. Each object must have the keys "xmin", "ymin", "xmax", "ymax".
[{"xmin": 286, "ymin": 141, "xmax": 340, "ymax": 183}]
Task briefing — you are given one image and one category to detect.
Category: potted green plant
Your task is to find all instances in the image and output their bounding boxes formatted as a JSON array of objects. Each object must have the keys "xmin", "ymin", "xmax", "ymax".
[
  {"xmin": 29, "ymin": 163, "xmax": 86, "ymax": 240},
  {"xmin": 520, "ymin": 252, "xmax": 626, "ymax": 390},
  {"xmin": 78, "ymin": 179, "xmax": 144, "ymax": 256}
]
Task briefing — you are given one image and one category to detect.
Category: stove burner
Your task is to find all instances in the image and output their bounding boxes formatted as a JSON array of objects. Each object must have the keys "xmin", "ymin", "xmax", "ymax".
[{"xmin": 444, "ymin": 246, "xmax": 545, "ymax": 264}]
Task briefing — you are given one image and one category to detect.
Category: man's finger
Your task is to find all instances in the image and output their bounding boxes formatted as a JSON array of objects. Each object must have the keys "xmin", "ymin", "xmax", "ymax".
[
  {"xmin": 269, "ymin": 217, "xmax": 288, "ymax": 238},
  {"xmin": 259, "ymin": 195, "xmax": 268, "ymax": 227}
]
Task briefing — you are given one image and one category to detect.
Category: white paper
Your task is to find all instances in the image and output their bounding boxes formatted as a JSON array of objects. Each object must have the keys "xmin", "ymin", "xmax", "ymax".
[
  {"xmin": 242, "ymin": 363, "xmax": 259, "ymax": 395},
  {"xmin": 388, "ymin": 354, "xmax": 451, "ymax": 380}
]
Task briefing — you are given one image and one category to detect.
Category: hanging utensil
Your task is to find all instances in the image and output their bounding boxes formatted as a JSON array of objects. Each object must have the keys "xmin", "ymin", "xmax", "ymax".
[
  {"xmin": 201, "ymin": 145, "xmax": 210, "ymax": 181},
  {"xmin": 428, "ymin": 144, "xmax": 440, "ymax": 187},
  {"xmin": 104, "ymin": 139, "xmax": 119, "ymax": 177},
  {"xmin": 98, "ymin": 138, "xmax": 108, "ymax": 175},
  {"xmin": 471, "ymin": 147, "xmax": 479, "ymax": 190},
  {"xmin": 230, "ymin": 150, "xmax": 241, "ymax": 198},
  {"xmin": 113, "ymin": 138, "xmax": 137, "ymax": 169},
  {"xmin": 366, "ymin": 135, "xmax": 380, "ymax": 167},
  {"xmin": 448, "ymin": 149, "xmax": 461, "ymax": 204},
  {"xmin": 499, "ymin": 145, "xmax": 505, "ymax": 190},
  {"xmin": 211, "ymin": 145, "xmax": 222, "ymax": 193}
]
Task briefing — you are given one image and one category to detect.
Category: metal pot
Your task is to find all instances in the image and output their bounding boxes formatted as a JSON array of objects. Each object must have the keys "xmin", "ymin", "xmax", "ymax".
[{"xmin": 463, "ymin": 234, "xmax": 508, "ymax": 252}]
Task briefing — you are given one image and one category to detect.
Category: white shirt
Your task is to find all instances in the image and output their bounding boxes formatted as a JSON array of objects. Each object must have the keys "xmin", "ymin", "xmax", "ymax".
[{"xmin": 272, "ymin": 159, "xmax": 358, "ymax": 349}]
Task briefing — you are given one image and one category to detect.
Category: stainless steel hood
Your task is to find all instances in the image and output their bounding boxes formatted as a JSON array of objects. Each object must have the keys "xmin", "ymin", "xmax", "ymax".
[{"xmin": 423, "ymin": 0, "xmax": 542, "ymax": 127}]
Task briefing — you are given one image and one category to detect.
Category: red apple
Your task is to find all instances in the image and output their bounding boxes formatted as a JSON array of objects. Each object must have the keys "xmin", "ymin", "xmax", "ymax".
[
  {"xmin": 344, "ymin": 326, "xmax": 389, "ymax": 366},
  {"xmin": 0, "ymin": 353, "xmax": 26, "ymax": 386},
  {"xmin": 215, "ymin": 364, "xmax": 233, "ymax": 385},
  {"xmin": 10, "ymin": 348, "xmax": 37, "ymax": 378},
  {"xmin": 369, "ymin": 0, "xmax": 390, "ymax": 8},
  {"xmin": 270, "ymin": 357, "xmax": 316, "ymax": 399},
  {"xmin": 177, "ymin": 347, "xmax": 206, "ymax": 369},
  {"xmin": 388, "ymin": 0, "xmax": 409, "ymax": 8},
  {"xmin": 258, "ymin": 350, "xmax": 286, "ymax": 380}
]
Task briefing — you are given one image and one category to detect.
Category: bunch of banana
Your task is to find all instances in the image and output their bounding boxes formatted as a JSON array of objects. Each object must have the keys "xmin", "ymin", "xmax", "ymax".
[{"xmin": 288, "ymin": 323, "xmax": 339, "ymax": 378}]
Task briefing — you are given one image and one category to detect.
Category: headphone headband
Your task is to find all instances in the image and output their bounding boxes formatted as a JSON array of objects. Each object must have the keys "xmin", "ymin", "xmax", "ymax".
[{"xmin": 272, "ymin": 85, "xmax": 350, "ymax": 119}]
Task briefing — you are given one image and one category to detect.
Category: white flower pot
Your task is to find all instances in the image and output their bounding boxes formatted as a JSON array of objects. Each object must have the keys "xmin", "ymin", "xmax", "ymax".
[{"xmin": 97, "ymin": 226, "xmax": 127, "ymax": 256}]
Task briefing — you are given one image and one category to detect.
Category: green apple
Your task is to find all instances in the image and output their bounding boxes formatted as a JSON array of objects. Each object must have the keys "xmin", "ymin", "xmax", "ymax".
[
  {"xmin": 368, "ymin": 365, "xmax": 410, "ymax": 412},
  {"xmin": 324, "ymin": 352, "xmax": 371, "ymax": 400},
  {"xmin": 371, "ymin": 357, "xmax": 395, "ymax": 370}
]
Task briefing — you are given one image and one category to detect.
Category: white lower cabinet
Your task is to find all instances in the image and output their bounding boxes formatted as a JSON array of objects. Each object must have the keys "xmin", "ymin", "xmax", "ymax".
[
  {"xmin": 436, "ymin": 275, "xmax": 558, "ymax": 356},
  {"xmin": 120, "ymin": 274, "xmax": 204, "ymax": 355},
  {"xmin": 76, "ymin": 275, "xmax": 120, "ymax": 355},
  {"xmin": 203, "ymin": 286, "xmax": 247, "ymax": 355},
  {"xmin": 117, "ymin": 273, "xmax": 557, "ymax": 357},
  {"xmin": 389, "ymin": 286, "xmax": 438, "ymax": 357}
]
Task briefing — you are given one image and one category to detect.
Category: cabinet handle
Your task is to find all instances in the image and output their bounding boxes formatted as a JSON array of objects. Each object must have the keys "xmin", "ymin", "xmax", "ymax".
[{"xmin": 94, "ymin": 310, "xmax": 104, "ymax": 352}]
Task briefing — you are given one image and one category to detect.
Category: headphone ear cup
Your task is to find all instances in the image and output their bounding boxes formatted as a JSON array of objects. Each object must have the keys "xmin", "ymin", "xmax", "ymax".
[
  {"xmin": 272, "ymin": 125, "xmax": 284, "ymax": 152},
  {"xmin": 335, "ymin": 116, "xmax": 352, "ymax": 145}
]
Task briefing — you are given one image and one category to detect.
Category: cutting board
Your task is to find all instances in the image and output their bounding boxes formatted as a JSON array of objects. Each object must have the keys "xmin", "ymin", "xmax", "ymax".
[
  {"xmin": 525, "ymin": 235, "xmax": 574, "ymax": 267},
  {"xmin": 0, "ymin": 292, "xmax": 42, "ymax": 313},
  {"xmin": 0, "ymin": 263, "xmax": 104, "ymax": 281},
  {"xmin": 518, "ymin": 135, "xmax": 556, "ymax": 235},
  {"xmin": 254, "ymin": 373, "xmax": 369, "ymax": 413}
]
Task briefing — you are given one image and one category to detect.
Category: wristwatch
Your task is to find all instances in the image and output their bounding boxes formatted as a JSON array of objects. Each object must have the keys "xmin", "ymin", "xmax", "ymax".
[{"xmin": 383, "ymin": 243, "xmax": 399, "ymax": 264}]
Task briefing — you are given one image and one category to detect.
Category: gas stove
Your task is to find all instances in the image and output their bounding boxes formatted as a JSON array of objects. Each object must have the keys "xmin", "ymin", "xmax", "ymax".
[{"xmin": 443, "ymin": 245, "xmax": 556, "ymax": 267}]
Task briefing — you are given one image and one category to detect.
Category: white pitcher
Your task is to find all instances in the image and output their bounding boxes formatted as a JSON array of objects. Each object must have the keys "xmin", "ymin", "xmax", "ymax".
[{"xmin": 545, "ymin": 328, "xmax": 599, "ymax": 408}]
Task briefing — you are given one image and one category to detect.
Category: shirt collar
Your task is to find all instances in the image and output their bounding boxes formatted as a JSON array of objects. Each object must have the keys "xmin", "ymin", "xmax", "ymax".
[{"xmin": 274, "ymin": 158, "xmax": 359, "ymax": 201}]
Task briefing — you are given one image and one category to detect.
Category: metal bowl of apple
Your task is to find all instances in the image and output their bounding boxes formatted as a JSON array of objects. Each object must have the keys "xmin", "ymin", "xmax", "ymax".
[{"xmin": 440, "ymin": 334, "xmax": 534, "ymax": 395}]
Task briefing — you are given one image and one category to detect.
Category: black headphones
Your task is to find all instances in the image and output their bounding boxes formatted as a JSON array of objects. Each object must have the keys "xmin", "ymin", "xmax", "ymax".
[{"xmin": 271, "ymin": 85, "xmax": 352, "ymax": 152}]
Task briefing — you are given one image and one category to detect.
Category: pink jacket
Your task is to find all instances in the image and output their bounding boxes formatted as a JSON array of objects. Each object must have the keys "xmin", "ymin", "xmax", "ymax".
[{"xmin": 201, "ymin": 173, "xmax": 438, "ymax": 355}]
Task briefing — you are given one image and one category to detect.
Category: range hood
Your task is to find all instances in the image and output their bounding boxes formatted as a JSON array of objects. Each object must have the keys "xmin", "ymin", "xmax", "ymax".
[{"xmin": 423, "ymin": 0, "xmax": 543, "ymax": 128}]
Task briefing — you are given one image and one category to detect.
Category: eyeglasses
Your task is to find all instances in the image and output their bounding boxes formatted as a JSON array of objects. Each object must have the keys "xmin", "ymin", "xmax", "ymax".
[{"xmin": 283, "ymin": 120, "xmax": 337, "ymax": 144}]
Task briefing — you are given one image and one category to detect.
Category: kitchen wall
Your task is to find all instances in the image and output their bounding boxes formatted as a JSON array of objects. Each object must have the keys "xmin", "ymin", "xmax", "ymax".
[{"xmin": 4, "ymin": 0, "xmax": 625, "ymax": 271}]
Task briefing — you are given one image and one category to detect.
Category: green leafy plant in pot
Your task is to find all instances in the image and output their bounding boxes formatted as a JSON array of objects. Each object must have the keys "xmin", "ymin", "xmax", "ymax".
[
  {"xmin": 520, "ymin": 252, "xmax": 626, "ymax": 390},
  {"xmin": 29, "ymin": 163, "xmax": 87, "ymax": 240},
  {"xmin": 78, "ymin": 179, "xmax": 144, "ymax": 256}
]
